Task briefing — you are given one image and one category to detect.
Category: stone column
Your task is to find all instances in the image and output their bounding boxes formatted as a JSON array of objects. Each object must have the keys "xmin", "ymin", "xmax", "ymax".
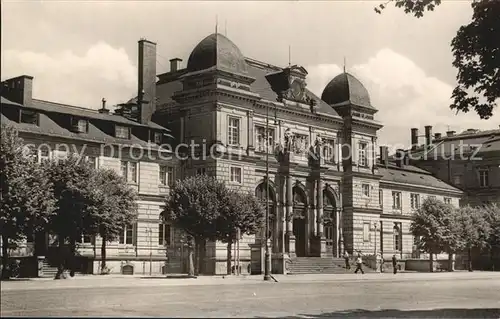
[
  {"xmin": 335, "ymin": 208, "xmax": 341, "ymax": 258},
  {"xmin": 247, "ymin": 111, "xmax": 254, "ymax": 155},
  {"xmin": 285, "ymin": 174, "xmax": 294, "ymax": 256},
  {"xmin": 317, "ymin": 179, "xmax": 326, "ymax": 257},
  {"xmin": 316, "ymin": 179, "xmax": 324, "ymax": 237},
  {"xmin": 311, "ymin": 181, "xmax": 317, "ymax": 237}
]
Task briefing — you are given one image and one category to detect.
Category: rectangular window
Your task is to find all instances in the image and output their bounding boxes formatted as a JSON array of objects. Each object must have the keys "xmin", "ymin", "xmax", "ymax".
[
  {"xmin": 230, "ymin": 167, "xmax": 242, "ymax": 184},
  {"xmin": 410, "ymin": 193, "xmax": 420, "ymax": 210},
  {"xmin": 71, "ymin": 117, "xmax": 88, "ymax": 133},
  {"xmin": 86, "ymin": 156, "xmax": 97, "ymax": 169},
  {"xmin": 115, "ymin": 125, "xmax": 130, "ymax": 139},
  {"xmin": 358, "ymin": 142, "xmax": 368, "ymax": 167},
  {"xmin": 362, "ymin": 184, "xmax": 370, "ymax": 197},
  {"xmin": 154, "ymin": 132, "xmax": 162, "ymax": 144},
  {"xmin": 453, "ymin": 175, "xmax": 462, "ymax": 186},
  {"xmin": 379, "ymin": 189, "xmax": 383, "ymax": 207},
  {"xmin": 479, "ymin": 170, "xmax": 489, "ymax": 187},
  {"xmin": 158, "ymin": 224, "xmax": 171, "ymax": 246},
  {"xmin": 119, "ymin": 224, "xmax": 135, "ymax": 245},
  {"xmin": 39, "ymin": 148, "xmax": 50, "ymax": 163},
  {"xmin": 121, "ymin": 161, "xmax": 138, "ymax": 183},
  {"xmin": 167, "ymin": 167, "xmax": 174, "ymax": 186},
  {"xmin": 159, "ymin": 166, "xmax": 167, "ymax": 185},
  {"xmin": 392, "ymin": 191, "xmax": 402, "ymax": 210},
  {"xmin": 196, "ymin": 168, "xmax": 206, "ymax": 175},
  {"xmin": 255, "ymin": 126, "xmax": 275, "ymax": 153},
  {"xmin": 227, "ymin": 117, "xmax": 240, "ymax": 145},
  {"xmin": 428, "ymin": 195, "xmax": 436, "ymax": 200},
  {"xmin": 20, "ymin": 110, "xmax": 38, "ymax": 125},
  {"xmin": 393, "ymin": 223, "xmax": 402, "ymax": 251},
  {"xmin": 444, "ymin": 197, "xmax": 452, "ymax": 205},
  {"xmin": 363, "ymin": 223, "xmax": 370, "ymax": 242},
  {"xmin": 322, "ymin": 139, "xmax": 336, "ymax": 163}
]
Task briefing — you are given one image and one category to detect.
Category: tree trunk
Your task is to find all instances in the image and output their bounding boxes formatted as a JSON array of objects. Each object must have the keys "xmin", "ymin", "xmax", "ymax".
[
  {"xmin": 429, "ymin": 252, "xmax": 434, "ymax": 273},
  {"xmin": 100, "ymin": 235, "xmax": 107, "ymax": 274},
  {"xmin": 194, "ymin": 240, "xmax": 200, "ymax": 276},
  {"xmin": 69, "ymin": 237, "xmax": 76, "ymax": 277},
  {"xmin": 1, "ymin": 235, "xmax": 10, "ymax": 280},
  {"xmin": 447, "ymin": 253, "xmax": 455, "ymax": 272},
  {"xmin": 55, "ymin": 235, "xmax": 66, "ymax": 279},
  {"xmin": 468, "ymin": 247, "xmax": 473, "ymax": 272},
  {"xmin": 227, "ymin": 240, "xmax": 233, "ymax": 275},
  {"xmin": 188, "ymin": 244, "xmax": 194, "ymax": 277}
]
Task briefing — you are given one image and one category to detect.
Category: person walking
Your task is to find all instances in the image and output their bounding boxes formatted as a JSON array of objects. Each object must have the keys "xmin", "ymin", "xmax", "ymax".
[
  {"xmin": 392, "ymin": 254, "xmax": 398, "ymax": 274},
  {"xmin": 344, "ymin": 251, "xmax": 350, "ymax": 270},
  {"xmin": 354, "ymin": 254, "xmax": 364, "ymax": 274}
]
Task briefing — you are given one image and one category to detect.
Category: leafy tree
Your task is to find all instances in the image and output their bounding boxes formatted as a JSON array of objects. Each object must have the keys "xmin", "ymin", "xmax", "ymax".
[
  {"xmin": 45, "ymin": 154, "xmax": 101, "ymax": 279},
  {"xmin": 375, "ymin": 0, "xmax": 500, "ymax": 119},
  {"xmin": 91, "ymin": 169, "xmax": 138, "ymax": 274},
  {"xmin": 0, "ymin": 125, "xmax": 55, "ymax": 279},
  {"xmin": 484, "ymin": 203, "xmax": 500, "ymax": 269},
  {"xmin": 410, "ymin": 197, "xmax": 455, "ymax": 272},
  {"xmin": 455, "ymin": 205, "xmax": 492, "ymax": 271},
  {"xmin": 217, "ymin": 190, "xmax": 265, "ymax": 275},
  {"xmin": 162, "ymin": 175, "xmax": 228, "ymax": 275}
]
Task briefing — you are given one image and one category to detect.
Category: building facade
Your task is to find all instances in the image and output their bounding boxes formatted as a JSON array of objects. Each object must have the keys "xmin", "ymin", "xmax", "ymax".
[
  {"xmin": 407, "ymin": 126, "xmax": 500, "ymax": 206},
  {"xmin": 1, "ymin": 33, "xmax": 463, "ymax": 276}
]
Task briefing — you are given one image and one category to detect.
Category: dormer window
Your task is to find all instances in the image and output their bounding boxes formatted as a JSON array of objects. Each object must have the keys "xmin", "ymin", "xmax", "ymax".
[
  {"xmin": 154, "ymin": 132, "xmax": 162, "ymax": 144},
  {"xmin": 115, "ymin": 125, "xmax": 130, "ymax": 139},
  {"xmin": 20, "ymin": 109, "xmax": 38, "ymax": 125},
  {"xmin": 71, "ymin": 117, "xmax": 88, "ymax": 133}
]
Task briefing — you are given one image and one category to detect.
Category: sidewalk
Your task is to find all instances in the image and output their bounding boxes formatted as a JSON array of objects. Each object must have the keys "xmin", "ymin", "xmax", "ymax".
[{"xmin": 2, "ymin": 271, "xmax": 499, "ymax": 291}]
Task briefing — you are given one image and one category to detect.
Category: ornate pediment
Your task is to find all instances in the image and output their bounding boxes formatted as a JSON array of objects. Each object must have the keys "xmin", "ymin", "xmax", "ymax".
[{"xmin": 265, "ymin": 65, "xmax": 317, "ymax": 106}]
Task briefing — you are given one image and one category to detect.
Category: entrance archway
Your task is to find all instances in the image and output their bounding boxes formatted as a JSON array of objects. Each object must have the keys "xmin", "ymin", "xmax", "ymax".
[
  {"xmin": 292, "ymin": 186, "xmax": 308, "ymax": 257},
  {"xmin": 323, "ymin": 189, "xmax": 337, "ymax": 256}
]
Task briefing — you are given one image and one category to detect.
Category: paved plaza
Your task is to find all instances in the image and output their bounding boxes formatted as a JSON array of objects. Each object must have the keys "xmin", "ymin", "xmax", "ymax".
[{"xmin": 2, "ymin": 272, "xmax": 500, "ymax": 317}]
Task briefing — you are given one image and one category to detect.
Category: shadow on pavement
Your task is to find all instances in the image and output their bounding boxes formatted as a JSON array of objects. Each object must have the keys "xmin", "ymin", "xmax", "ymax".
[
  {"xmin": 140, "ymin": 275, "xmax": 197, "ymax": 279},
  {"xmin": 281, "ymin": 308, "xmax": 500, "ymax": 318}
]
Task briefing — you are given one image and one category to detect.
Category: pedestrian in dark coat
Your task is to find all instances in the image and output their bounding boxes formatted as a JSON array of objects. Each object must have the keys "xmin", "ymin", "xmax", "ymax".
[
  {"xmin": 392, "ymin": 254, "xmax": 398, "ymax": 274},
  {"xmin": 344, "ymin": 251, "xmax": 350, "ymax": 270}
]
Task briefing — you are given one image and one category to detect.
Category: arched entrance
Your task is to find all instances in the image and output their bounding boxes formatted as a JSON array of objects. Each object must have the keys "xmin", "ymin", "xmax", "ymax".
[
  {"xmin": 292, "ymin": 186, "xmax": 308, "ymax": 257},
  {"xmin": 323, "ymin": 189, "xmax": 337, "ymax": 256},
  {"xmin": 255, "ymin": 182, "xmax": 277, "ymax": 245}
]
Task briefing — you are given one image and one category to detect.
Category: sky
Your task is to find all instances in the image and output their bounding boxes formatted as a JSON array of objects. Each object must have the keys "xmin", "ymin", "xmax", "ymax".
[{"xmin": 2, "ymin": 0, "xmax": 499, "ymax": 147}]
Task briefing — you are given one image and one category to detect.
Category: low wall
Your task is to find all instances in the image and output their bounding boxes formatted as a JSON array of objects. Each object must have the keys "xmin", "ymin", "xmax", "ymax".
[{"xmin": 405, "ymin": 259, "xmax": 451, "ymax": 272}]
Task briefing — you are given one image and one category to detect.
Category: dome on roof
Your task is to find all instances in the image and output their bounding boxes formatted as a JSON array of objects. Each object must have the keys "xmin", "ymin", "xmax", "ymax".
[
  {"xmin": 186, "ymin": 33, "xmax": 248, "ymax": 74},
  {"xmin": 321, "ymin": 72, "xmax": 372, "ymax": 108}
]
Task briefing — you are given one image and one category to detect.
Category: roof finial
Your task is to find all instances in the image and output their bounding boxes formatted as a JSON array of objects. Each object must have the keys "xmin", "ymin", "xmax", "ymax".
[
  {"xmin": 343, "ymin": 56, "xmax": 346, "ymax": 73},
  {"xmin": 215, "ymin": 15, "xmax": 218, "ymax": 34},
  {"xmin": 288, "ymin": 45, "xmax": 291, "ymax": 67}
]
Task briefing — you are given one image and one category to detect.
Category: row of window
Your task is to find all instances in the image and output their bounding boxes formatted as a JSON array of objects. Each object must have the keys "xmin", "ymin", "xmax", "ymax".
[
  {"xmin": 453, "ymin": 170, "xmax": 490, "ymax": 188},
  {"xmin": 362, "ymin": 222, "xmax": 402, "ymax": 251},
  {"xmin": 387, "ymin": 191, "xmax": 452, "ymax": 210},
  {"xmin": 77, "ymin": 223, "xmax": 172, "ymax": 246},
  {"xmin": 20, "ymin": 109, "xmax": 163, "ymax": 143}
]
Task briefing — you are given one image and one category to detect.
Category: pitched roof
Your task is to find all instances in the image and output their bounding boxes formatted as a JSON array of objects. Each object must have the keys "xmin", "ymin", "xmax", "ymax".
[
  {"xmin": 155, "ymin": 58, "xmax": 340, "ymax": 118},
  {"xmin": 378, "ymin": 161, "xmax": 462, "ymax": 193}
]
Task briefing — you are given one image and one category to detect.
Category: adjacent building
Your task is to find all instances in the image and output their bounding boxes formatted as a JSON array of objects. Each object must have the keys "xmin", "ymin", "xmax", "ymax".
[{"xmin": 1, "ymin": 33, "xmax": 463, "ymax": 276}]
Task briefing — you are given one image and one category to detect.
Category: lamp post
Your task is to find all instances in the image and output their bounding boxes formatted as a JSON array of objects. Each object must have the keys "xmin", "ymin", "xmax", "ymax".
[{"xmin": 264, "ymin": 102, "xmax": 271, "ymax": 281}]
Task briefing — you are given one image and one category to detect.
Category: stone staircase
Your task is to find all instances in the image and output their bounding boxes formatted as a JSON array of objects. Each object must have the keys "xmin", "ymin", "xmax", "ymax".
[
  {"xmin": 41, "ymin": 260, "xmax": 58, "ymax": 278},
  {"xmin": 288, "ymin": 257, "xmax": 375, "ymax": 274}
]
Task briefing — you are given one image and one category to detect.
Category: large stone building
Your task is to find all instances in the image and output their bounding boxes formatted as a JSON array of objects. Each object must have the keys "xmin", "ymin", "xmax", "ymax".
[
  {"xmin": 1, "ymin": 33, "xmax": 463, "ymax": 276},
  {"xmin": 407, "ymin": 126, "xmax": 500, "ymax": 206}
]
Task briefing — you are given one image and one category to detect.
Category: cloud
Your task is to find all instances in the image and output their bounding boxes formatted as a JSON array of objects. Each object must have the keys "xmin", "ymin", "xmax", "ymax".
[
  {"xmin": 307, "ymin": 48, "xmax": 500, "ymax": 147},
  {"xmin": 1, "ymin": 42, "xmax": 137, "ymax": 109}
]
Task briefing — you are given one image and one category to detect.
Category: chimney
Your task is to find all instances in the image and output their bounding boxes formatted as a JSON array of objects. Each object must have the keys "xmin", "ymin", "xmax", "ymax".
[
  {"xmin": 434, "ymin": 133, "xmax": 442, "ymax": 140},
  {"xmin": 137, "ymin": 39, "xmax": 157, "ymax": 124},
  {"xmin": 446, "ymin": 130, "xmax": 456, "ymax": 137},
  {"xmin": 424, "ymin": 125, "xmax": 432, "ymax": 146},
  {"xmin": 379, "ymin": 146, "xmax": 389, "ymax": 168},
  {"xmin": 169, "ymin": 58, "xmax": 182, "ymax": 72},
  {"xmin": 395, "ymin": 149, "xmax": 405, "ymax": 168},
  {"xmin": 1, "ymin": 75, "xmax": 33, "ymax": 106},
  {"xmin": 411, "ymin": 128, "xmax": 419, "ymax": 150},
  {"xmin": 98, "ymin": 98, "xmax": 109, "ymax": 114}
]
